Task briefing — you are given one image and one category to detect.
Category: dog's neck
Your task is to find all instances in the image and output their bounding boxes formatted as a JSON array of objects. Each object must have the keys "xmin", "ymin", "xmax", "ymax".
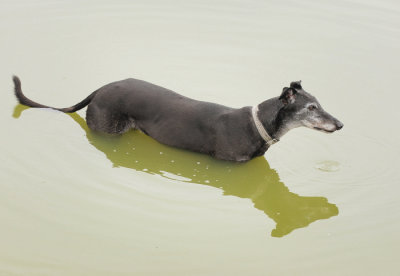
[
  {"xmin": 251, "ymin": 105, "xmax": 278, "ymax": 146},
  {"xmin": 256, "ymin": 97, "xmax": 299, "ymax": 141}
]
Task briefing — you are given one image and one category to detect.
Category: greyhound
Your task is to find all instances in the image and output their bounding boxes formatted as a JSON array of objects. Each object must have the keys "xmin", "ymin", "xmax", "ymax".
[{"xmin": 12, "ymin": 76, "xmax": 343, "ymax": 162}]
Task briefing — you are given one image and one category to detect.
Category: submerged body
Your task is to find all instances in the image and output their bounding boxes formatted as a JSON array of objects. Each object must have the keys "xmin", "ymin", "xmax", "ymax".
[
  {"xmin": 85, "ymin": 78, "xmax": 266, "ymax": 161},
  {"xmin": 12, "ymin": 76, "xmax": 343, "ymax": 162}
]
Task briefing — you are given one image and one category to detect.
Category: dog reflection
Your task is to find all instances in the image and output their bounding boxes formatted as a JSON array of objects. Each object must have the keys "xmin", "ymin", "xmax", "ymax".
[
  {"xmin": 13, "ymin": 105, "xmax": 338, "ymax": 237},
  {"xmin": 67, "ymin": 112, "xmax": 338, "ymax": 237}
]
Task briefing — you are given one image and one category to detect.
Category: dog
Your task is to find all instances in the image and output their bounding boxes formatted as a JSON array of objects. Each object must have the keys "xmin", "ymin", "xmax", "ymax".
[{"xmin": 12, "ymin": 76, "xmax": 343, "ymax": 162}]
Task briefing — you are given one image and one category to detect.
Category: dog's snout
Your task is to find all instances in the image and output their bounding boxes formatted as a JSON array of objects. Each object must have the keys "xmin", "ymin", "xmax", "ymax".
[{"xmin": 335, "ymin": 120, "xmax": 344, "ymax": 130}]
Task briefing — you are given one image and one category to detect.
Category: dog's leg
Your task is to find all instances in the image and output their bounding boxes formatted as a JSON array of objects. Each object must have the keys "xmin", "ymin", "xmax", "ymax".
[{"xmin": 86, "ymin": 104, "xmax": 136, "ymax": 134}]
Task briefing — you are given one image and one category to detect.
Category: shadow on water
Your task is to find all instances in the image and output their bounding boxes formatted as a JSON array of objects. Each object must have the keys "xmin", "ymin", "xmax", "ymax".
[{"xmin": 14, "ymin": 105, "xmax": 338, "ymax": 237}]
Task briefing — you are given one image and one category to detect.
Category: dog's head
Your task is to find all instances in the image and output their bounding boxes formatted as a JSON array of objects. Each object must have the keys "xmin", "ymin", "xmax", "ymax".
[{"xmin": 277, "ymin": 81, "xmax": 343, "ymax": 133}]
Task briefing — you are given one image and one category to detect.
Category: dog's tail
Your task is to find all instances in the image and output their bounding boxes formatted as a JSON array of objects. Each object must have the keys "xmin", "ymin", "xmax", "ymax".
[{"xmin": 12, "ymin": 75, "xmax": 98, "ymax": 113}]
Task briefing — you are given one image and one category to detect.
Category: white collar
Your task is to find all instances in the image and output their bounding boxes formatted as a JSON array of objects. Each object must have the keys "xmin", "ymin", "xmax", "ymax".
[{"xmin": 251, "ymin": 105, "xmax": 279, "ymax": 146}]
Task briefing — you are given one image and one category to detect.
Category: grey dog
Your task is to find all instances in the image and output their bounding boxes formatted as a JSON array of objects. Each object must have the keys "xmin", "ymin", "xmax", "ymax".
[{"xmin": 12, "ymin": 76, "xmax": 343, "ymax": 162}]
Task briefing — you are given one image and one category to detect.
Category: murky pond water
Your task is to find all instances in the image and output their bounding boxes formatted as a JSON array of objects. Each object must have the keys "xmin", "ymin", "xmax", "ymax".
[{"xmin": 1, "ymin": 0, "xmax": 400, "ymax": 275}]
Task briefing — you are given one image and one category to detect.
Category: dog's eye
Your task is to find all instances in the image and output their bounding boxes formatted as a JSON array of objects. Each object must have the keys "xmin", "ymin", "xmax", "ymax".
[{"xmin": 308, "ymin": 105, "xmax": 317, "ymax": 111}]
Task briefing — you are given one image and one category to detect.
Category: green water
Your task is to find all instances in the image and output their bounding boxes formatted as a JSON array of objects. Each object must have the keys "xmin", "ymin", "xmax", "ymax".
[
  {"xmin": 68, "ymin": 112, "xmax": 339, "ymax": 238},
  {"xmin": 1, "ymin": 0, "xmax": 400, "ymax": 275}
]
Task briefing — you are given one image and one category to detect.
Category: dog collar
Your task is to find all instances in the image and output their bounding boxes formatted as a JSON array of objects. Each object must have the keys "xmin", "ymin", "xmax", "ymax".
[{"xmin": 251, "ymin": 105, "xmax": 279, "ymax": 146}]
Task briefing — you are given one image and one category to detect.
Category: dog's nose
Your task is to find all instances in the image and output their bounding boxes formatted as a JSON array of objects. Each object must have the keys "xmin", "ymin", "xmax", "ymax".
[{"xmin": 336, "ymin": 121, "xmax": 344, "ymax": 130}]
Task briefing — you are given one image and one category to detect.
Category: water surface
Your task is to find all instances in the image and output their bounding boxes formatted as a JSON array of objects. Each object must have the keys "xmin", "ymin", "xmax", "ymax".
[{"xmin": 1, "ymin": 0, "xmax": 400, "ymax": 275}]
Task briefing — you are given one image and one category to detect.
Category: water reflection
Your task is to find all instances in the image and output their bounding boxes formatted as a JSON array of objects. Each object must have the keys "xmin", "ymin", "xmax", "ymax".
[{"xmin": 14, "ymin": 105, "xmax": 338, "ymax": 237}]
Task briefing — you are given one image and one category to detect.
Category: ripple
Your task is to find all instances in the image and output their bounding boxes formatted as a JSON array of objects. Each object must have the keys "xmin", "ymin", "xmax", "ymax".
[
  {"xmin": 269, "ymin": 130, "xmax": 398, "ymax": 187},
  {"xmin": 315, "ymin": 160, "xmax": 341, "ymax": 172}
]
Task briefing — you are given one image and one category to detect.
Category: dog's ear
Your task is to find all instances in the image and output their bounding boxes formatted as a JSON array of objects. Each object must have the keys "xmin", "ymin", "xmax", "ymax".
[
  {"xmin": 290, "ymin": 80, "xmax": 302, "ymax": 90},
  {"xmin": 279, "ymin": 87, "xmax": 297, "ymax": 105}
]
